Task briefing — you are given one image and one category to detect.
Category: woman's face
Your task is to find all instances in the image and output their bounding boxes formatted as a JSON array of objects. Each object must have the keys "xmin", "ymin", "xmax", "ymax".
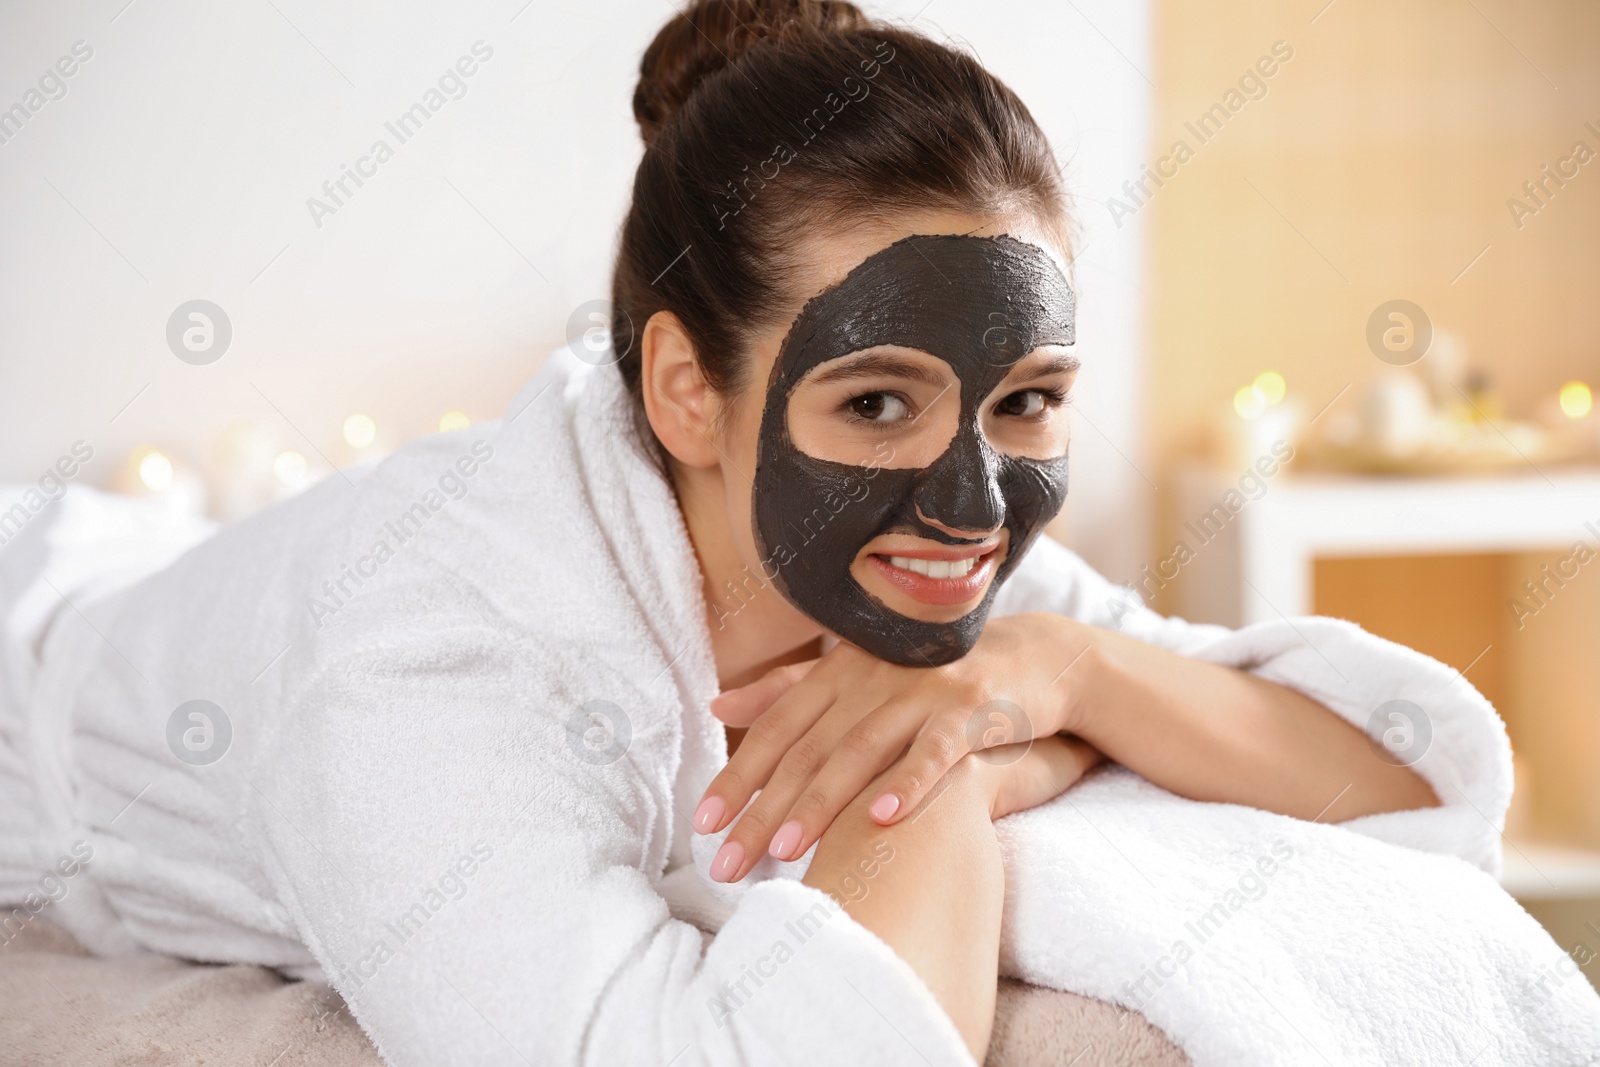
[{"xmin": 710, "ymin": 210, "xmax": 1078, "ymax": 664}]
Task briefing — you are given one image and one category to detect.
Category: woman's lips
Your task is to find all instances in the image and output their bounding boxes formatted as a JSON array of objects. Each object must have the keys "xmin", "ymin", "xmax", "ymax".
[{"xmin": 865, "ymin": 547, "xmax": 1000, "ymax": 607}]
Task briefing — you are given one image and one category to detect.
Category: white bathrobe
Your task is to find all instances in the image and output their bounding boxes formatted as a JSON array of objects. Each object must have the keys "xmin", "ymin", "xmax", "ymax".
[{"xmin": 2, "ymin": 349, "xmax": 1593, "ymax": 1066}]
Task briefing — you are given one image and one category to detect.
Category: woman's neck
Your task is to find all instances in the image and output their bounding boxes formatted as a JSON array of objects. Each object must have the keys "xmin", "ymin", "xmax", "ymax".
[{"xmin": 671, "ymin": 461, "xmax": 823, "ymax": 690}]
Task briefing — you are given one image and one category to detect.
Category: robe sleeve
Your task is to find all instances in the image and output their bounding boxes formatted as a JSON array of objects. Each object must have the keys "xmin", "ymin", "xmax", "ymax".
[
  {"xmin": 246, "ymin": 633, "xmax": 974, "ymax": 1067},
  {"xmin": 992, "ymin": 535, "xmax": 1515, "ymax": 875}
]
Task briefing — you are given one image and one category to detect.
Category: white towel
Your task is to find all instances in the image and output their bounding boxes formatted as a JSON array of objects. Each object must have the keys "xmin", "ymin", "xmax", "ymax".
[
  {"xmin": 993, "ymin": 533, "xmax": 1600, "ymax": 1063},
  {"xmin": 993, "ymin": 766, "xmax": 1600, "ymax": 1065},
  {"xmin": 686, "ymin": 708, "xmax": 1599, "ymax": 1066},
  {"xmin": 561, "ymin": 334, "xmax": 1600, "ymax": 1063},
  {"xmin": 4, "ymin": 349, "xmax": 1597, "ymax": 1066},
  {"xmin": 682, "ymin": 560, "xmax": 1600, "ymax": 1065}
]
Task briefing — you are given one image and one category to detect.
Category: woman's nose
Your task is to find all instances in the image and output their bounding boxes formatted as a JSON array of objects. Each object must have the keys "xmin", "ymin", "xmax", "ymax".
[{"xmin": 912, "ymin": 432, "xmax": 1004, "ymax": 535}]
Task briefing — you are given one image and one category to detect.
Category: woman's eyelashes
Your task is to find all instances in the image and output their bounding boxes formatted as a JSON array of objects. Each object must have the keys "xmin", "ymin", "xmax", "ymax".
[
  {"xmin": 992, "ymin": 386, "xmax": 1070, "ymax": 420},
  {"xmin": 842, "ymin": 390, "xmax": 915, "ymax": 427},
  {"xmin": 837, "ymin": 385, "xmax": 1070, "ymax": 429}
]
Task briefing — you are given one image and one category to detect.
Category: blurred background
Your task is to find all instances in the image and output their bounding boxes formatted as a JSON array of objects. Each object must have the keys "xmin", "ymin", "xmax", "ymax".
[
  {"xmin": 2, "ymin": 0, "xmax": 1598, "ymax": 983},
  {"xmin": 1143, "ymin": 0, "xmax": 1600, "ymax": 990}
]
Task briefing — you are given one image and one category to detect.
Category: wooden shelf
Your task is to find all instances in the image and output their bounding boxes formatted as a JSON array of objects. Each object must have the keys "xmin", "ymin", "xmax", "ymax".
[
  {"xmin": 1501, "ymin": 842, "xmax": 1600, "ymax": 901},
  {"xmin": 1172, "ymin": 465, "xmax": 1600, "ymax": 627}
]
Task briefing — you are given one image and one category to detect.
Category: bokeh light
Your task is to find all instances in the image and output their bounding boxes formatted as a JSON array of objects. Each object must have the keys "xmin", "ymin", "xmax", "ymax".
[
  {"xmin": 273, "ymin": 450, "xmax": 309, "ymax": 487},
  {"xmin": 342, "ymin": 413, "xmax": 377, "ymax": 449},
  {"xmin": 1253, "ymin": 370, "xmax": 1286, "ymax": 406},
  {"xmin": 1233, "ymin": 385, "xmax": 1267, "ymax": 421},
  {"xmin": 1559, "ymin": 381, "xmax": 1592, "ymax": 420},
  {"xmin": 137, "ymin": 449, "xmax": 174, "ymax": 491},
  {"xmin": 438, "ymin": 410, "xmax": 471, "ymax": 432}
]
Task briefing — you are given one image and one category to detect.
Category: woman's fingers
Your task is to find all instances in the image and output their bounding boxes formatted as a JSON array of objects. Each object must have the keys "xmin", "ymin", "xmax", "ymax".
[
  {"xmin": 756, "ymin": 699, "xmax": 925, "ymax": 865},
  {"xmin": 707, "ymin": 703, "xmax": 873, "ymax": 882},
  {"xmin": 708, "ymin": 659, "xmax": 818, "ymax": 728},
  {"xmin": 695, "ymin": 667, "xmax": 831, "ymax": 837},
  {"xmin": 865, "ymin": 709, "xmax": 994, "ymax": 825}
]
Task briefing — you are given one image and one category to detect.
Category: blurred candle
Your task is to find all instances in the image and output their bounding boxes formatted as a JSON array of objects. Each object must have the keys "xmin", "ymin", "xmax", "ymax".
[
  {"xmin": 1253, "ymin": 370, "xmax": 1286, "ymax": 406},
  {"xmin": 138, "ymin": 449, "xmax": 174, "ymax": 491},
  {"xmin": 342, "ymin": 413, "xmax": 377, "ymax": 449},
  {"xmin": 273, "ymin": 449, "xmax": 309, "ymax": 488},
  {"xmin": 1233, "ymin": 384, "xmax": 1268, "ymax": 420},
  {"xmin": 1559, "ymin": 381, "xmax": 1592, "ymax": 419}
]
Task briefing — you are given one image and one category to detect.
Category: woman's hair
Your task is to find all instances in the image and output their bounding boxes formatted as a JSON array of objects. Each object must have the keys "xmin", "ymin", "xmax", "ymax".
[{"xmin": 611, "ymin": 0, "xmax": 1070, "ymax": 454}]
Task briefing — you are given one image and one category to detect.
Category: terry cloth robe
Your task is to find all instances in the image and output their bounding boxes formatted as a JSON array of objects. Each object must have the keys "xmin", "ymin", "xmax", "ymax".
[{"xmin": 2, "ymin": 348, "xmax": 1594, "ymax": 1066}]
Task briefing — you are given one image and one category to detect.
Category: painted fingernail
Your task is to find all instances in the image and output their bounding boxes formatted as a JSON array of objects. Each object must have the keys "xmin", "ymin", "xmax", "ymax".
[
  {"xmin": 711, "ymin": 840, "xmax": 744, "ymax": 883},
  {"xmin": 769, "ymin": 821, "xmax": 804, "ymax": 860},
  {"xmin": 693, "ymin": 796, "xmax": 726, "ymax": 834},
  {"xmin": 869, "ymin": 793, "xmax": 901, "ymax": 823}
]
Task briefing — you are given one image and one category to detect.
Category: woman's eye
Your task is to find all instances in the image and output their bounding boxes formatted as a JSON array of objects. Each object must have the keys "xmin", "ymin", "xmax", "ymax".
[
  {"xmin": 995, "ymin": 389, "xmax": 1063, "ymax": 419},
  {"xmin": 847, "ymin": 392, "xmax": 911, "ymax": 423}
]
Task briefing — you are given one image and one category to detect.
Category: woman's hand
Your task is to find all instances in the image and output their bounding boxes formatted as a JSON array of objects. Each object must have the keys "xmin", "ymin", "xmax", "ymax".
[
  {"xmin": 977, "ymin": 734, "xmax": 1104, "ymax": 821},
  {"xmin": 694, "ymin": 612, "xmax": 1099, "ymax": 883}
]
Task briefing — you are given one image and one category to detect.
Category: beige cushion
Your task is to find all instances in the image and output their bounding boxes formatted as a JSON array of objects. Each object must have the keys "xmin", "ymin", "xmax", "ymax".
[{"xmin": 1, "ymin": 919, "xmax": 1187, "ymax": 1066}]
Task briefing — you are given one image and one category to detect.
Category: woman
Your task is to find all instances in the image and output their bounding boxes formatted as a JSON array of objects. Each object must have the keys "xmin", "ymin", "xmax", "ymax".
[{"xmin": 1, "ymin": 2, "xmax": 1512, "ymax": 1064}]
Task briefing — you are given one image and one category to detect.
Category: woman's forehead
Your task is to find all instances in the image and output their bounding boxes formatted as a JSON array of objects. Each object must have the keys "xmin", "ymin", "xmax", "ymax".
[
  {"xmin": 781, "ymin": 209, "xmax": 1070, "ymax": 308},
  {"xmin": 769, "ymin": 234, "xmax": 1076, "ymax": 392}
]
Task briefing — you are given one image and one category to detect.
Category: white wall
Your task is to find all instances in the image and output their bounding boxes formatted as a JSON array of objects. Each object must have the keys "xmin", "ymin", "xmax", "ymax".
[{"xmin": 0, "ymin": 0, "xmax": 1149, "ymax": 581}]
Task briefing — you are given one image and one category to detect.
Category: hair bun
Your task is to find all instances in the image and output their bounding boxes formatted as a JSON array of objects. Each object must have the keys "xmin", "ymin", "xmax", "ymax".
[{"xmin": 633, "ymin": 0, "xmax": 870, "ymax": 144}]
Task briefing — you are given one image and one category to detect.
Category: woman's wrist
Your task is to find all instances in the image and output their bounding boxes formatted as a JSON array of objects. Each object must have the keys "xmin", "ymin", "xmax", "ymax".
[{"xmin": 1035, "ymin": 611, "xmax": 1109, "ymax": 742}]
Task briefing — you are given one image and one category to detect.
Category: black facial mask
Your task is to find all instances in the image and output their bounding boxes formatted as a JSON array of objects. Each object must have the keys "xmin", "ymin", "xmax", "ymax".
[{"xmin": 752, "ymin": 234, "xmax": 1076, "ymax": 667}]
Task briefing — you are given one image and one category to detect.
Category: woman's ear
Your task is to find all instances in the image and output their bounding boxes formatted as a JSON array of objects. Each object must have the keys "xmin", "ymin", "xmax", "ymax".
[{"xmin": 641, "ymin": 310, "xmax": 724, "ymax": 468}]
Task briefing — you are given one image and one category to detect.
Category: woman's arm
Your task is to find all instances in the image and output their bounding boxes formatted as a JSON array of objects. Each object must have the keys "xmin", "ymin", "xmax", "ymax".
[
  {"xmin": 697, "ymin": 613, "xmax": 1436, "ymax": 879},
  {"xmin": 803, "ymin": 736, "xmax": 1100, "ymax": 1061},
  {"xmin": 1034, "ymin": 614, "xmax": 1439, "ymax": 823},
  {"xmin": 864, "ymin": 613, "xmax": 1438, "ymax": 828}
]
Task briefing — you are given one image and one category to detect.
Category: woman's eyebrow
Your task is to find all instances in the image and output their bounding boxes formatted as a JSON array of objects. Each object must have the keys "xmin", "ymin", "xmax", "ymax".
[
  {"xmin": 807, "ymin": 352, "xmax": 950, "ymax": 388},
  {"xmin": 1006, "ymin": 352, "xmax": 1081, "ymax": 385}
]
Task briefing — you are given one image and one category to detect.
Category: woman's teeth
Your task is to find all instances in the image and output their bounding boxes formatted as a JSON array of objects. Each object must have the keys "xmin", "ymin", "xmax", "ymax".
[{"xmin": 887, "ymin": 555, "xmax": 977, "ymax": 579}]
